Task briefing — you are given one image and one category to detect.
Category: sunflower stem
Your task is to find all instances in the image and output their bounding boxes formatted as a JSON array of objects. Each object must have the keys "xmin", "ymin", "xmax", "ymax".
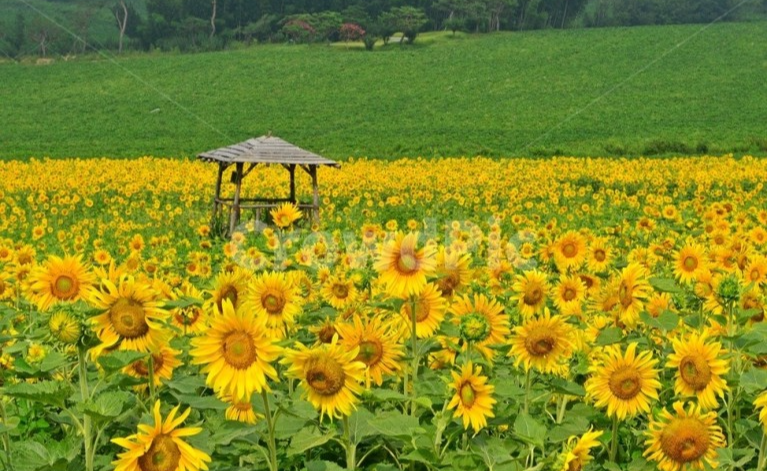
[
  {"xmin": 757, "ymin": 432, "xmax": 767, "ymax": 471},
  {"xmin": 556, "ymin": 394, "xmax": 568, "ymax": 424},
  {"xmin": 147, "ymin": 354, "xmax": 156, "ymax": 402},
  {"xmin": 78, "ymin": 347, "xmax": 94, "ymax": 471},
  {"xmin": 343, "ymin": 415, "xmax": 356, "ymax": 470},
  {"xmin": 410, "ymin": 295, "xmax": 419, "ymax": 417},
  {"xmin": 260, "ymin": 390, "xmax": 278, "ymax": 471},
  {"xmin": 609, "ymin": 415, "xmax": 619, "ymax": 463},
  {"xmin": 0, "ymin": 397, "xmax": 12, "ymax": 469},
  {"xmin": 523, "ymin": 369, "xmax": 531, "ymax": 414}
]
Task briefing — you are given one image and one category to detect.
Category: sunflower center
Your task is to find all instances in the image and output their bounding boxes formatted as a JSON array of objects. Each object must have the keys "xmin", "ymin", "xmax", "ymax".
[
  {"xmin": 109, "ymin": 298, "xmax": 150, "ymax": 339},
  {"xmin": 52, "ymin": 275, "xmax": 79, "ymax": 300},
  {"xmin": 459, "ymin": 383, "xmax": 476, "ymax": 408},
  {"xmin": 679, "ymin": 356, "xmax": 712, "ymax": 391},
  {"xmin": 132, "ymin": 353, "xmax": 165, "ymax": 377},
  {"xmin": 523, "ymin": 285, "xmax": 543, "ymax": 306},
  {"xmin": 594, "ymin": 249, "xmax": 606, "ymax": 262},
  {"xmin": 218, "ymin": 285, "xmax": 238, "ymax": 309},
  {"xmin": 222, "ymin": 331, "xmax": 257, "ymax": 369},
  {"xmin": 524, "ymin": 326, "xmax": 556, "ymax": 356},
  {"xmin": 318, "ymin": 325, "xmax": 336, "ymax": 344},
  {"xmin": 751, "ymin": 269, "xmax": 761, "ymax": 281},
  {"xmin": 331, "ymin": 283, "xmax": 349, "ymax": 299},
  {"xmin": 608, "ymin": 366, "xmax": 643, "ymax": 400},
  {"xmin": 459, "ymin": 313, "xmax": 491, "ymax": 342},
  {"xmin": 306, "ymin": 357, "xmax": 346, "ymax": 396},
  {"xmin": 137, "ymin": 435, "xmax": 181, "ymax": 471},
  {"xmin": 618, "ymin": 282, "xmax": 634, "ymax": 308},
  {"xmin": 414, "ymin": 300, "xmax": 431, "ymax": 322},
  {"xmin": 562, "ymin": 243, "xmax": 577, "ymax": 258},
  {"xmin": 683, "ymin": 256, "xmax": 698, "ymax": 271},
  {"xmin": 356, "ymin": 340, "xmax": 384, "ymax": 367},
  {"xmin": 563, "ymin": 288, "xmax": 577, "ymax": 302},
  {"xmin": 261, "ymin": 292, "xmax": 286, "ymax": 315},
  {"xmin": 659, "ymin": 418, "xmax": 710, "ymax": 464},
  {"xmin": 439, "ymin": 273, "xmax": 460, "ymax": 297},
  {"xmin": 175, "ymin": 308, "xmax": 201, "ymax": 327},
  {"xmin": 397, "ymin": 252, "xmax": 418, "ymax": 274}
]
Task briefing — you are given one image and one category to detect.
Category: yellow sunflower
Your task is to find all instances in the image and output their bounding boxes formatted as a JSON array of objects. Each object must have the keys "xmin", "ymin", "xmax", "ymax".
[
  {"xmin": 123, "ymin": 346, "xmax": 182, "ymax": 391},
  {"xmin": 585, "ymin": 342, "xmax": 660, "ymax": 420},
  {"xmin": 112, "ymin": 400, "xmax": 211, "ymax": 471},
  {"xmin": 666, "ymin": 332, "xmax": 729, "ymax": 409},
  {"xmin": 614, "ymin": 263, "xmax": 652, "ymax": 328},
  {"xmin": 451, "ymin": 293, "xmax": 511, "ymax": 360},
  {"xmin": 643, "ymin": 401, "xmax": 725, "ymax": 471},
  {"xmin": 558, "ymin": 428, "xmax": 604, "ymax": 471},
  {"xmin": 335, "ymin": 314, "xmax": 403, "ymax": 387},
  {"xmin": 170, "ymin": 283, "xmax": 207, "ymax": 335},
  {"xmin": 48, "ymin": 311, "xmax": 81, "ymax": 344},
  {"xmin": 553, "ymin": 274, "xmax": 587, "ymax": 316},
  {"xmin": 321, "ymin": 274, "xmax": 358, "ymax": 310},
  {"xmin": 587, "ymin": 238, "xmax": 612, "ymax": 273},
  {"xmin": 435, "ymin": 247, "xmax": 472, "ymax": 297},
  {"xmin": 89, "ymin": 276, "xmax": 168, "ymax": 355},
  {"xmin": 222, "ymin": 394, "xmax": 262, "ymax": 424},
  {"xmin": 674, "ymin": 243, "xmax": 707, "ymax": 285},
  {"xmin": 755, "ymin": 391, "xmax": 767, "ymax": 430},
  {"xmin": 373, "ymin": 232, "xmax": 436, "ymax": 298},
  {"xmin": 243, "ymin": 271, "xmax": 301, "ymax": 339},
  {"xmin": 270, "ymin": 202, "xmax": 302, "ymax": 228},
  {"xmin": 447, "ymin": 361, "xmax": 496, "ymax": 433},
  {"xmin": 28, "ymin": 255, "xmax": 96, "ymax": 311},
  {"xmin": 745, "ymin": 255, "xmax": 767, "ymax": 287},
  {"xmin": 400, "ymin": 282, "xmax": 447, "ymax": 339},
  {"xmin": 190, "ymin": 299, "xmax": 281, "ymax": 400},
  {"xmin": 206, "ymin": 268, "xmax": 250, "ymax": 313},
  {"xmin": 512, "ymin": 269, "xmax": 549, "ymax": 317},
  {"xmin": 553, "ymin": 231, "xmax": 587, "ymax": 272},
  {"xmin": 282, "ymin": 338, "xmax": 366, "ymax": 420},
  {"xmin": 508, "ymin": 309, "xmax": 574, "ymax": 376}
]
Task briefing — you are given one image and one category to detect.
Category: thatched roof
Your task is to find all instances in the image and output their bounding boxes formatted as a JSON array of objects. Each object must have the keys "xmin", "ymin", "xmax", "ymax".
[{"xmin": 197, "ymin": 136, "xmax": 340, "ymax": 167}]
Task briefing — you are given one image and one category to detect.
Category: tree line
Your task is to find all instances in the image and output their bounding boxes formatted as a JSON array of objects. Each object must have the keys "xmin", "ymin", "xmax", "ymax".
[{"xmin": 2, "ymin": 0, "xmax": 765, "ymax": 57}]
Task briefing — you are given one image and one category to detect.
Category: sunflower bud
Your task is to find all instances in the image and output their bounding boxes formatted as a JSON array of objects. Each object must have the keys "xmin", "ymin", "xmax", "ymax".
[
  {"xmin": 459, "ymin": 312, "xmax": 491, "ymax": 343},
  {"xmin": 716, "ymin": 275, "xmax": 740, "ymax": 305},
  {"xmin": 49, "ymin": 310, "xmax": 82, "ymax": 344}
]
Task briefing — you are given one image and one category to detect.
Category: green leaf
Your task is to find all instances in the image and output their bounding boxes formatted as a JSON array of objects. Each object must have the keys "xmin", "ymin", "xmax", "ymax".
[
  {"xmin": 209, "ymin": 420, "xmax": 256, "ymax": 446},
  {"xmin": 304, "ymin": 460, "xmax": 345, "ymax": 471},
  {"xmin": 172, "ymin": 394, "xmax": 229, "ymax": 410},
  {"xmin": 738, "ymin": 323, "xmax": 767, "ymax": 356},
  {"xmin": 365, "ymin": 388, "xmax": 407, "ymax": 402},
  {"xmin": 739, "ymin": 368, "xmax": 767, "ymax": 394},
  {"xmin": 649, "ymin": 277, "xmax": 682, "ymax": 294},
  {"xmin": 513, "ymin": 412, "xmax": 546, "ymax": 448},
  {"xmin": 162, "ymin": 296, "xmax": 203, "ymax": 309},
  {"xmin": 367, "ymin": 410, "xmax": 422, "ymax": 439},
  {"xmin": 38, "ymin": 351, "xmax": 70, "ymax": 373},
  {"xmin": 474, "ymin": 436, "xmax": 514, "ymax": 467},
  {"xmin": 717, "ymin": 447, "xmax": 756, "ymax": 468},
  {"xmin": 401, "ymin": 448, "xmax": 438, "ymax": 464},
  {"xmin": 81, "ymin": 391, "xmax": 132, "ymax": 424},
  {"xmin": 0, "ymin": 416, "xmax": 20, "ymax": 434},
  {"xmin": 595, "ymin": 327, "xmax": 623, "ymax": 346},
  {"xmin": 549, "ymin": 378, "xmax": 586, "ymax": 397},
  {"xmin": 346, "ymin": 407, "xmax": 376, "ymax": 442},
  {"xmin": 288, "ymin": 426, "xmax": 335, "ymax": 456},
  {"xmin": 165, "ymin": 375, "xmax": 207, "ymax": 394},
  {"xmin": 97, "ymin": 350, "xmax": 146, "ymax": 375},
  {"xmin": 4, "ymin": 380, "xmax": 73, "ymax": 408},
  {"xmin": 640, "ymin": 310, "xmax": 679, "ymax": 331}
]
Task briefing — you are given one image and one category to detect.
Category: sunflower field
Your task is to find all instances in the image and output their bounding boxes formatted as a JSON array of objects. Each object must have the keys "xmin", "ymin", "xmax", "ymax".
[{"xmin": 3, "ymin": 155, "xmax": 767, "ymax": 471}]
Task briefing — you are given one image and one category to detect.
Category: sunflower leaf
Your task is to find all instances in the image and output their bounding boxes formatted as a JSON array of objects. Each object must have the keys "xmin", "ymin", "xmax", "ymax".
[
  {"xmin": 97, "ymin": 350, "xmax": 146, "ymax": 376},
  {"xmin": 367, "ymin": 410, "xmax": 422, "ymax": 439},
  {"xmin": 172, "ymin": 394, "xmax": 229, "ymax": 410},
  {"xmin": 304, "ymin": 460, "xmax": 345, "ymax": 471},
  {"xmin": 287, "ymin": 426, "xmax": 335, "ymax": 456},
  {"xmin": 513, "ymin": 412, "xmax": 546, "ymax": 448},
  {"xmin": 4, "ymin": 380, "xmax": 72, "ymax": 408},
  {"xmin": 162, "ymin": 296, "xmax": 203, "ymax": 309},
  {"xmin": 80, "ymin": 391, "xmax": 133, "ymax": 424},
  {"xmin": 595, "ymin": 327, "xmax": 623, "ymax": 346},
  {"xmin": 649, "ymin": 277, "xmax": 682, "ymax": 294}
]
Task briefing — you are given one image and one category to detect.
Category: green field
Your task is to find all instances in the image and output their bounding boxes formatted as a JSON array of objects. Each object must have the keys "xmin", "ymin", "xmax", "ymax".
[{"xmin": 1, "ymin": 22, "xmax": 766, "ymax": 159}]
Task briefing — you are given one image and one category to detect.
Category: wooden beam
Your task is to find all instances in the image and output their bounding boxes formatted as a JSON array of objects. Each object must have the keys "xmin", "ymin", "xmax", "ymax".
[
  {"xmin": 310, "ymin": 165, "xmax": 319, "ymax": 222},
  {"xmin": 211, "ymin": 162, "xmax": 224, "ymax": 227},
  {"xmin": 229, "ymin": 162, "xmax": 244, "ymax": 235},
  {"xmin": 289, "ymin": 164, "xmax": 296, "ymax": 203}
]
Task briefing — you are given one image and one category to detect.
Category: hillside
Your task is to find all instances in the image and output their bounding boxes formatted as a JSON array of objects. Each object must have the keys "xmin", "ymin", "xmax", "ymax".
[{"xmin": 1, "ymin": 22, "xmax": 766, "ymax": 159}]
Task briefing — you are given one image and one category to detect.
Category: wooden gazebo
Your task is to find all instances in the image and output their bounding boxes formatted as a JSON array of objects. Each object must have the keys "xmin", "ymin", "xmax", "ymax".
[{"xmin": 198, "ymin": 136, "xmax": 340, "ymax": 234}]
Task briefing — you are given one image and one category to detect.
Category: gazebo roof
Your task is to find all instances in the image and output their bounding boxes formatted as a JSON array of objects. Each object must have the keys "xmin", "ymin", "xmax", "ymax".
[{"xmin": 197, "ymin": 136, "xmax": 340, "ymax": 167}]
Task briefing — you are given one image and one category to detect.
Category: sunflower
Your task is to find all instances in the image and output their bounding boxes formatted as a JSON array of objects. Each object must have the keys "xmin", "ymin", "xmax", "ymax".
[
  {"xmin": 512, "ymin": 270, "xmax": 549, "ymax": 317},
  {"xmin": 447, "ymin": 362, "xmax": 496, "ymax": 433},
  {"xmin": 755, "ymin": 391, "xmax": 767, "ymax": 430},
  {"xmin": 270, "ymin": 202, "xmax": 302, "ymax": 228},
  {"xmin": 222, "ymin": 394, "xmax": 261, "ymax": 424},
  {"xmin": 27, "ymin": 255, "xmax": 96, "ymax": 311},
  {"xmin": 190, "ymin": 299, "xmax": 281, "ymax": 400},
  {"xmin": 243, "ymin": 271, "xmax": 301, "ymax": 339},
  {"xmin": 206, "ymin": 268, "xmax": 250, "ymax": 313},
  {"xmin": 428, "ymin": 335, "xmax": 460, "ymax": 370},
  {"xmin": 321, "ymin": 274, "xmax": 358, "ymax": 310},
  {"xmin": 89, "ymin": 276, "xmax": 168, "ymax": 355},
  {"xmin": 373, "ymin": 232, "xmax": 436, "ymax": 298},
  {"xmin": 674, "ymin": 243, "xmax": 706, "ymax": 285},
  {"xmin": 112, "ymin": 400, "xmax": 211, "ymax": 471},
  {"xmin": 124, "ymin": 346, "xmax": 182, "ymax": 391},
  {"xmin": 335, "ymin": 314, "xmax": 403, "ymax": 387},
  {"xmin": 614, "ymin": 263, "xmax": 652, "ymax": 328},
  {"xmin": 553, "ymin": 231, "xmax": 587, "ymax": 272},
  {"xmin": 745, "ymin": 255, "xmax": 767, "ymax": 287},
  {"xmin": 587, "ymin": 238, "xmax": 612, "ymax": 273},
  {"xmin": 451, "ymin": 293, "xmax": 510, "ymax": 360},
  {"xmin": 435, "ymin": 247, "xmax": 472, "ymax": 297},
  {"xmin": 310, "ymin": 317, "xmax": 339, "ymax": 345},
  {"xmin": 558, "ymin": 428, "xmax": 604, "ymax": 471},
  {"xmin": 508, "ymin": 309, "xmax": 574, "ymax": 376},
  {"xmin": 48, "ymin": 310, "xmax": 81, "ymax": 344},
  {"xmin": 282, "ymin": 338, "xmax": 366, "ymax": 420},
  {"xmin": 643, "ymin": 401, "xmax": 725, "ymax": 471},
  {"xmin": 646, "ymin": 292, "xmax": 674, "ymax": 318},
  {"xmin": 170, "ymin": 284, "xmax": 208, "ymax": 336},
  {"xmin": 585, "ymin": 342, "xmax": 661, "ymax": 420},
  {"xmin": 553, "ymin": 274, "xmax": 587, "ymax": 316},
  {"xmin": 666, "ymin": 332, "xmax": 729, "ymax": 409},
  {"xmin": 400, "ymin": 282, "xmax": 447, "ymax": 339}
]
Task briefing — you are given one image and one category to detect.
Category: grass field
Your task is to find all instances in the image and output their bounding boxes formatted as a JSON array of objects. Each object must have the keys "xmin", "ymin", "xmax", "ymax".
[{"xmin": 1, "ymin": 22, "xmax": 766, "ymax": 159}]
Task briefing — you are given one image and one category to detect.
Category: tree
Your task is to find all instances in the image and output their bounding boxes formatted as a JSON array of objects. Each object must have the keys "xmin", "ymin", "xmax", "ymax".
[
  {"xmin": 210, "ymin": 0, "xmax": 217, "ymax": 38},
  {"xmin": 389, "ymin": 6, "xmax": 428, "ymax": 44},
  {"xmin": 114, "ymin": 0, "xmax": 129, "ymax": 53}
]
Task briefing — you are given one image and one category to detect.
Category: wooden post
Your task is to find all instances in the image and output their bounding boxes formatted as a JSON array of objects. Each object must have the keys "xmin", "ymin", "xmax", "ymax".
[
  {"xmin": 289, "ymin": 164, "xmax": 296, "ymax": 203},
  {"xmin": 310, "ymin": 165, "xmax": 319, "ymax": 222},
  {"xmin": 229, "ymin": 162, "xmax": 243, "ymax": 235},
  {"xmin": 211, "ymin": 162, "xmax": 224, "ymax": 227}
]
